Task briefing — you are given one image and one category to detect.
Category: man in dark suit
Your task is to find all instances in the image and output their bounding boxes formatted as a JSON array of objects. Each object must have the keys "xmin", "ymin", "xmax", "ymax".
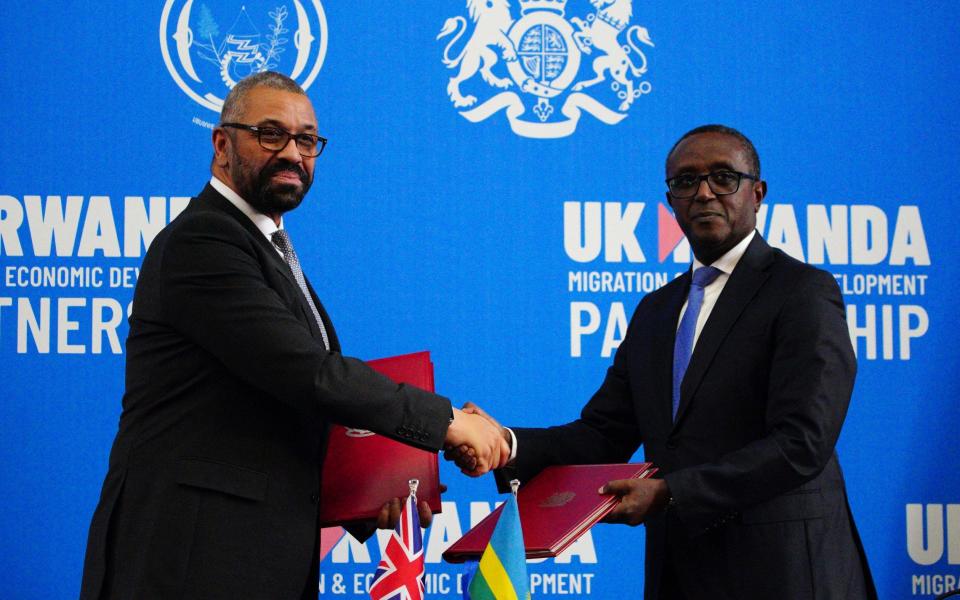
[
  {"xmin": 80, "ymin": 72, "xmax": 508, "ymax": 600},
  {"xmin": 450, "ymin": 125, "xmax": 876, "ymax": 599}
]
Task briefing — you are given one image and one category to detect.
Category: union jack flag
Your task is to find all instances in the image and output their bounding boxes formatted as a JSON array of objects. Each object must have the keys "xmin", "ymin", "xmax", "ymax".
[{"xmin": 369, "ymin": 493, "xmax": 425, "ymax": 600}]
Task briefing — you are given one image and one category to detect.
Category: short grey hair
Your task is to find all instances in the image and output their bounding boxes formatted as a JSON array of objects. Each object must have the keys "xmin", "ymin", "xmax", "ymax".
[{"xmin": 218, "ymin": 71, "xmax": 306, "ymax": 125}]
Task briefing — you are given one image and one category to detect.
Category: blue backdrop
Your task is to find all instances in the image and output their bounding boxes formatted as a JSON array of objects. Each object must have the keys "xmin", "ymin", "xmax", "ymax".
[{"xmin": 1, "ymin": 1, "xmax": 957, "ymax": 597}]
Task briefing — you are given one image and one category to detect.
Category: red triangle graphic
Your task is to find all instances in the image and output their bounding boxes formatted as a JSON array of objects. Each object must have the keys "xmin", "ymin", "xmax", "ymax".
[
  {"xmin": 319, "ymin": 526, "xmax": 345, "ymax": 562},
  {"xmin": 658, "ymin": 203, "xmax": 685, "ymax": 262}
]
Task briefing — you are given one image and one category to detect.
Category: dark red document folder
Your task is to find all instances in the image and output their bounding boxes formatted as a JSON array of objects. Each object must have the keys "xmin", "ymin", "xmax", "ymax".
[
  {"xmin": 318, "ymin": 351, "xmax": 442, "ymax": 526},
  {"xmin": 443, "ymin": 463, "xmax": 656, "ymax": 562}
]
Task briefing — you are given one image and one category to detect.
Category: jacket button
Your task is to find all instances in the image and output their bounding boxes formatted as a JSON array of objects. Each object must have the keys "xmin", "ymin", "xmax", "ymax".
[
  {"xmin": 310, "ymin": 493, "xmax": 320, "ymax": 504},
  {"xmin": 666, "ymin": 440, "xmax": 678, "ymax": 450}
]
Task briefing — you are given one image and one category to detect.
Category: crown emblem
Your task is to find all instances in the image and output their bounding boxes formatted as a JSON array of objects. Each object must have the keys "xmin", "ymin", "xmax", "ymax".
[
  {"xmin": 344, "ymin": 428, "xmax": 375, "ymax": 438},
  {"xmin": 518, "ymin": 0, "xmax": 567, "ymax": 16},
  {"xmin": 539, "ymin": 491, "xmax": 576, "ymax": 507}
]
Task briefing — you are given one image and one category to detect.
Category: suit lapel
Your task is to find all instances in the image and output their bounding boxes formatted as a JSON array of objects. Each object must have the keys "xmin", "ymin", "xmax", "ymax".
[
  {"xmin": 673, "ymin": 235, "xmax": 774, "ymax": 426},
  {"xmin": 270, "ymin": 249, "xmax": 338, "ymax": 347},
  {"xmin": 195, "ymin": 185, "xmax": 337, "ymax": 347},
  {"xmin": 277, "ymin": 263, "xmax": 329, "ymax": 343},
  {"xmin": 197, "ymin": 185, "xmax": 289, "ymax": 272}
]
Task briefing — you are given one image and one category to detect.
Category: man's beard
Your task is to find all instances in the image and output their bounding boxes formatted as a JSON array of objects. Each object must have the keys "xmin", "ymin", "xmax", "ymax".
[{"xmin": 230, "ymin": 151, "xmax": 312, "ymax": 216}]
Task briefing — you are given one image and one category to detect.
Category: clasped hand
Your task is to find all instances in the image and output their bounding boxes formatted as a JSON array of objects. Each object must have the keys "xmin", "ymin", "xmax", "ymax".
[
  {"xmin": 372, "ymin": 404, "xmax": 508, "ymax": 532},
  {"xmin": 438, "ymin": 403, "xmax": 671, "ymax": 527},
  {"xmin": 443, "ymin": 403, "xmax": 511, "ymax": 476},
  {"xmin": 374, "ymin": 404, "xmax": 507, "ymax": 532}
]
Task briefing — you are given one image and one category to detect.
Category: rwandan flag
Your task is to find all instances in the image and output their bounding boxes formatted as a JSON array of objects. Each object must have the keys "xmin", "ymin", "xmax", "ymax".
[{"xmin": 467, "ymin": 493, "xmax": 530, "ymax": 600}]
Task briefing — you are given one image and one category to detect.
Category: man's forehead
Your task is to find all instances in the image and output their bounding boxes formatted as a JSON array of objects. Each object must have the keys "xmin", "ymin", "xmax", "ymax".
[
  {"xmin": 241, "ymin": 87, "xmax": 317, "ymax": 127},
  {"xmin": 668, "ymin": 132, "xmax": 749, "ymax": 171}
]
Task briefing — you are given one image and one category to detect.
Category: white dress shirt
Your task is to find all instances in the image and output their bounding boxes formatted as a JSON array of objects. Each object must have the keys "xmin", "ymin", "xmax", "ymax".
[
  {"xmin": 677, "ymin": 230, "xmax": 756, "ymax": 348},
  {"xmin": 209, "ymin": 176, "xmax": 284, "ymax": 256}
]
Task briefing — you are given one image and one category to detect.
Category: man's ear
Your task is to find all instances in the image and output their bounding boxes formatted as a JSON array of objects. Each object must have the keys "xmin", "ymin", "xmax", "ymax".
[
  {"xmin": 753, "ymin": 180, "xmax": 767, "ymax": 213},
  {"xmin": 212, "ymin": 128, "xmax": 230, "ymax": 168}
]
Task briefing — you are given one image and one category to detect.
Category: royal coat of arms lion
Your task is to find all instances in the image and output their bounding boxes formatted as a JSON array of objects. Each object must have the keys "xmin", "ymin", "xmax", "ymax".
[{"xmin": 437, "ymin": 0, "xmax": 518, "ymax": 107}]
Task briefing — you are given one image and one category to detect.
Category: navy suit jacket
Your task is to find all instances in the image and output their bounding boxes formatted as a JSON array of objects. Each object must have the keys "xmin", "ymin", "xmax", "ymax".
[
  {"xmin": 81, "ymin": 185, "xmax": 452, "ymax": 599},
  {"xmin": 500, "ymin": 234, "xmax": 876, "ymax": 599}
]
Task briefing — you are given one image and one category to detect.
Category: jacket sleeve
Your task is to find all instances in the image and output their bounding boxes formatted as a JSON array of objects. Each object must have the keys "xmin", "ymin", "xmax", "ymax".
[{"xmin": 157, "ymin": 210, "xmax": 452, "ymax": 451}]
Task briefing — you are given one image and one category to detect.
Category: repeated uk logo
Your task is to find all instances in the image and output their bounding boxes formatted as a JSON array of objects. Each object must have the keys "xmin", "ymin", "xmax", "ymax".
[
  {"xmin": 160, "ymin": 1, "xmax": 327, "ymax": 115},
  {"xmin": 438, "ymin": 0, "xmax": 654, "ymax": 138}
]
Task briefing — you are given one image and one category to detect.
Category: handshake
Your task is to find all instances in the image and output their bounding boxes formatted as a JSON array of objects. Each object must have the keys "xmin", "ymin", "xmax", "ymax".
[
  {"xmin": 380, "ymin": 401, "xmax": 669, "ymax": 530},
  {"xmin": 442, "ymin": 402, "xmax": 510, "ymax": 476},
  {"xmin": 376, "ymin": 402, "xmax": 508, "ymax": 530}
]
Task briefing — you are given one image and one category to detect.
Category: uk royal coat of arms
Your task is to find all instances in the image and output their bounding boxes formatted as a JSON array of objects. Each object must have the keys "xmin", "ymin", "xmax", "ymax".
[{"xmin": 438, "ymin": 0, "xmax": 654, "ymax": 138}]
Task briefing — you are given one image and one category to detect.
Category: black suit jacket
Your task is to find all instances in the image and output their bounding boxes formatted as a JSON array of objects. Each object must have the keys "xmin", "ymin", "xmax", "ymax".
[
  {"xmin": 502, "ymin": 234, "xmax": 876, "ymax": 599},
  {"xmin": 81, "ymin": 185, "xmax": 452, "ymax": 599}
]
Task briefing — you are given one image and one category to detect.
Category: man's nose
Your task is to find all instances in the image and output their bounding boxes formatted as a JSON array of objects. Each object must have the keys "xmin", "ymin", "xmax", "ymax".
[
  {"xmin": 693, "ymin": 177, "xmax": 716, "ymax": 201},
  {"xmin": 276, "ymin": 136, "xmax": 303, "ymax": 164}
]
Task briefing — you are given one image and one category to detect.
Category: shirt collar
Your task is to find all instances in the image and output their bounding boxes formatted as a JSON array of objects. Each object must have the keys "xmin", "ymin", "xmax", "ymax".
[
  {"xmin": 691, "ymin": 229, "xmax": 756, "ymax": 276},
  {"xmin": 209, "ymin": 176, "xmax": 284, "ymax": 241}
]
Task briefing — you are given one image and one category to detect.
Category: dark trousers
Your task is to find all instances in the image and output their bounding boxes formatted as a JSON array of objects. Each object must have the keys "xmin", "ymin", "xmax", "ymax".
[{"xmin": 658, "ymin": 552, "xmax": 687, "ymax": 600}]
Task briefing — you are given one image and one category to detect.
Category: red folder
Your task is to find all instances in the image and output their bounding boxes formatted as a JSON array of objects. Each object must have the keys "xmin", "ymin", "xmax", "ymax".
[
  {"xmin": 443, "ymin": 463, "xmax": 657, "ymax": 562},
  {"xmin": 318, "ymin": 351, "xmax": 442, "ymax": 526}
]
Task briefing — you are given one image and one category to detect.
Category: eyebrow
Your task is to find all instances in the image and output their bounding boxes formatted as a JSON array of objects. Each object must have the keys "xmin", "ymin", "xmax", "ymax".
[
  {"xmin": 708, "ymin": 160, "xmax": 738, "ymax": 171},
  {"xmin": 256, "ymin": 118, "xmax": 318, "ymax": 132},
  {"xmin": 671, "ymin": 160, "xmax": 739, "ymax": 175}
]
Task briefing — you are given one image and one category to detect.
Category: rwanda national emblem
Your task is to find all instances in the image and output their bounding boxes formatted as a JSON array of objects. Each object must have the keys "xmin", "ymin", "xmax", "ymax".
[
  {"xmin": 438, "ymin": 0, "xmax": 654, "ymax": 138},
  {"xmin": 160, "ymin": 1, "xmax": 327, "ymax": 113}
]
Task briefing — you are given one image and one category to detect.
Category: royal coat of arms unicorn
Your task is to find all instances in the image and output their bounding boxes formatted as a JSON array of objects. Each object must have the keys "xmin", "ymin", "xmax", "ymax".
[{"xmin": 572, "ymin": 0, "xmax": 654, "ymax": 111}]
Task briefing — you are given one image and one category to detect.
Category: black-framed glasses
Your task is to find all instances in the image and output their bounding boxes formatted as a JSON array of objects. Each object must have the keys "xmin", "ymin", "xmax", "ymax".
[
  {"xmin": 221, "ymin": 123, "xmax": 327, "ymax": 157},
  {"xmin": 666, "ymin": 170, "xmax": 758, "ymax": 199}
]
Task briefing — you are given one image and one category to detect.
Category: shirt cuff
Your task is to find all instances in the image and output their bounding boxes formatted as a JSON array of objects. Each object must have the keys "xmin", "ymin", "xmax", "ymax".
[{"xmin": 505, "ymin": 427, "xmax": 518, "ymax": 463}]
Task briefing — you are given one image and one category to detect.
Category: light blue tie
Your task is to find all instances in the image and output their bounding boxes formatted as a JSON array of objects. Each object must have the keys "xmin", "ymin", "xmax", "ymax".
[{"xmin": 672, "ymin": 266, "xmax": 722, "ymax": 420}]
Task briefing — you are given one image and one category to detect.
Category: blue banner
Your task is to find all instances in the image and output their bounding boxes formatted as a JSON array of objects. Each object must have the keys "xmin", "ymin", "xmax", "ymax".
[{"xmin": 0, "ymin": 1, "xmax": 957, "ymax": 597}]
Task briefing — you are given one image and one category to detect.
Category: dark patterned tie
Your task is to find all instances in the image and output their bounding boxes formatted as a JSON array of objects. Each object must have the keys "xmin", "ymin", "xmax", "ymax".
[
  {"xmin": 672, "ymin": 266, "xmax": 722, "ymax": 420},
  {"xmin": 271, "ymin": 229, "xmax": 330, "ymax": 350}
]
